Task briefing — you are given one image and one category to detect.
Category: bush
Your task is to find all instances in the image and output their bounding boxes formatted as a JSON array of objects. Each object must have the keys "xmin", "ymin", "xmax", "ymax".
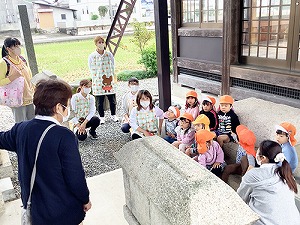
[
  {"xmin": 91, "ymin": 14, "xmax": 99, "ymax": 20},
  {"xmin": 117, "ymin": 70, "xmax": 157, "ymax": 81},
  {"xmin": 139, "ymin": 46, "xmax": 172, "ymax": 76}
]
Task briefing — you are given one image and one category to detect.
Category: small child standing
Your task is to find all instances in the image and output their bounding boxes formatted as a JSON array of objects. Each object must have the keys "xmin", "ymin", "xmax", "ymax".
[
  {"xmin": 195, "ymin": 129, "xmax": 226, "ymax": 177},
  {"xmin": 216, "ymin": 95, "xmax": 240, "ymax": 147},
  {"xmin": 185, "ymin": 114, "xmax": 210, "ymax": 157},
  {"xmin": 221, "ymin": 125, "xmax": 256, "ymax": 183},
  {"xmin": 129, "ymin": 90, "xmax": 164, "ymax": 140},
  {"xmin": 275, "ymin": 122, "xmax": 298, "ymax": 173},
  {"xmin": 185, "ymin": 90, "xmax": 199, "ymax": 120},
  {"xmin": 120, "ymin": 77, "xmax": 139, "ymax": 133},
  {"xmin": 164, "ymin": 106, "xmax": 180, "ymax": 144},
  {"xmin": 199, "ymin": 95, "xmax": 218, "ymax": 131},
  {"xmin": 70, "ymin": 79, "xmax": 100, "ymax": 141},
  {"xmin": 172, "ymin": 112, "xmax": 195, "ymax": 152}
]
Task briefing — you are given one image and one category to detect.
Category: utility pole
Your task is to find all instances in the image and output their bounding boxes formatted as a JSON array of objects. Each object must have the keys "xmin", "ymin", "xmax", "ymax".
[{"xmin": 109, "ymin": 0, "xmax": 113, "ymax": 23}]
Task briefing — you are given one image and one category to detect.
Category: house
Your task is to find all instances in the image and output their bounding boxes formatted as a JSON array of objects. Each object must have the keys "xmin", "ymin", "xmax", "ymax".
[
  {"xmin": 170, "ymin": 0, "xmax": 300, "ymax": 108},
  {"xmin": 32, "ymin": 1, "xmax": 76, "ymax": 31}
]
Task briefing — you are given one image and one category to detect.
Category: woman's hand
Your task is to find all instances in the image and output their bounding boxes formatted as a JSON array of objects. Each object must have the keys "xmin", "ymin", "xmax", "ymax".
[
  {"xmin": 212, "ymin": 162, "xmax": 221, "ymax": 169},
  {"xmin": 83, "ymin": 200, "xmax": 92, "ymax": 212},
  {"xmin": 78, "ymin": 123, "xmax": 87, "ymax": 135}
]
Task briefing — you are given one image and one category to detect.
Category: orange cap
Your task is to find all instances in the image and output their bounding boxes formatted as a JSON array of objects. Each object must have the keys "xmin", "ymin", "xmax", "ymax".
[
  {"xmin": 195, "ymin": 129, "xmax": 216, "ymax": 154},
  {"xmin": 276, "ymin": 122, "xmax": 297, "ymax": 146},
  {"xmin": 219, "ymin": 95, "xmax": 234, "ymax": 104},
  {"xmin": 168, "ymin": 106, "xmax": 180, "ymax": 118},
  {"xmin": 202, "ymin": 95, "xmax": 216, "ymax": 105},
  {"xmin": 192, "ymin": 114, "xmax": 210, "ymax": 130},
  {"xmin": 236, "ymin": 125, "xmax": 256, "ymax": 157},
  {"xmin": 186, "ymin": 90, "xmax": 198, "ymax": 98},
  {"xmin": 179, "ymin": 112, "xmax": 194, "ymax": 122}
]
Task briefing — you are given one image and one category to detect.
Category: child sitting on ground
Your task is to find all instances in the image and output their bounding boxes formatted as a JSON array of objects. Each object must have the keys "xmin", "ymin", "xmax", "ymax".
[
  {"xmin": 221, "ymin": 125, "xmax": 256, "ymax": 183},
  {"xmin": 120, "ymin": 77, "xmax": 139, "ymax": 133},
  {"xmin": 172, "ymin": 112, "xmax": 195, "ymax": 152},
  {"xmin": 185, "ymin": 114, "xmax": 210, "ymax": 157},
  {"xmin": 275, "ymin": 122, "xmax": 298, "ymax": 173},
  {"xmin": 129, "ymin": 90, "xmax": 164, "ymax": 140},
  {"xmin": 194, "ymin": 129, "xmax": 226, "ymax": 177},
  {"xmin": 199, "ymin": 95, "xmax": 218, "ymax": 131},
  {"xmin": 185, "ymin": 90, "xmax": 199, "ymax": 120},
  {"xmin": 216, "ymin": 95, "xmax": 240, "ymax": 147},
  {"xmin": 164, "ymin": 106, "xmax": 180, "ymax": 144}
]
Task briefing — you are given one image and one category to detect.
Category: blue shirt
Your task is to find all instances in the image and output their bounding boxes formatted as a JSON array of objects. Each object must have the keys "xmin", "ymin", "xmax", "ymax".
[
  {"xmin": 281, "ymin": 142, "xmax": 298, "ymax": 173},
  {"xmin": 0, "ymin": 117, "xmax": 90, "ymax": 225}
]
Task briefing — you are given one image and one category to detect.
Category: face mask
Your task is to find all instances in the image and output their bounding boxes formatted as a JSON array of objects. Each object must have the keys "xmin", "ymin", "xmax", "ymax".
[
  {"xmin": 97, "ymin": 43, "xmax": 105, "ymax": 51},
  {"xmin": 83, "ymin": 87, "xmax": 91, "ymax": 94},
  {"xmin": 255, "ymin": 154, "xmax": 262, "ymax": 166},
  {"xmin": 140, "ymin": 100, "xmax": 150, "ymax": 108},
  {"xmin": 58, "ymin": 104, "xmax": 70, "ymax": 123},
  {"xmin": 11, "ymin": 46, "xmax": 21, "ymax": 56},
  {"xmin": 130, "ymin": 85, "xmax": 139, "ymax": 92}
]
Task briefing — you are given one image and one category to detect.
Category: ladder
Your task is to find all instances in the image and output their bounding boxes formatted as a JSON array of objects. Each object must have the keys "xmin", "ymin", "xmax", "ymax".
[{"xmin": 106, "ymin": 0, "xmax": 137, "ymax": 56}]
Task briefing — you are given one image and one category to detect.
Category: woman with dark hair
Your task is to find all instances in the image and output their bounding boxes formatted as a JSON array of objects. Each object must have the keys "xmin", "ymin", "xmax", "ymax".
[
  {"xmin": 0, "ymin": 37, "xmax": 35, "ymax": 122},
  {"xmin": 237, "ymin": 140, "xmax": 300, "ymax": 225},
  {"xmin": 129, "ymin": 89, "xmax": 164, "ymax": 140},
  {"xmin": 0, "ymin": 79, "xmax": 91, "ymax": 225}
]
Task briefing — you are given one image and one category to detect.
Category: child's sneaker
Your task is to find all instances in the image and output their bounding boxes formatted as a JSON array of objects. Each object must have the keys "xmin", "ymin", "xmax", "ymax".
[
  {"xmin": 112, "ymin": 115, "xmax": 119, "ymax": 122},
  {"xmin": 100, "ymin": 117, "xmax": 105, "ymax": 124},
  {"xmin": 89, "ymin": 131, "xmax": 99, "ymax": 140}
]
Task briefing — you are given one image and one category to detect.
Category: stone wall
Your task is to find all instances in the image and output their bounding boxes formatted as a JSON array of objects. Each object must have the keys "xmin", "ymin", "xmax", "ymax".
[{"xmin": 115, "ymin": 136, "xmax": 259, "ymax": 225}]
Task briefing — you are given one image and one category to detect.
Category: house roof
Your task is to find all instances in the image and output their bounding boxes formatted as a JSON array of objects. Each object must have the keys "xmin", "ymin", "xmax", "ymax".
[{"xmin": 33, "ymin": 1, "xmax": 77, "ymax": 11}]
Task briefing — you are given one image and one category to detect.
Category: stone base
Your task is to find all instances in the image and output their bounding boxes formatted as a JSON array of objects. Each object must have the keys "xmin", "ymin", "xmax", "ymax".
[
  {"xmin": 123, "ymin": 205, "xmax": 140, "ymax": 225},
  {"xmin": 0, "ymin": 150, "xmax": 13, "ymax": 179},
  {"xmin": 0, "ymin": 177, "xmax": 16, "ymax": 202}
]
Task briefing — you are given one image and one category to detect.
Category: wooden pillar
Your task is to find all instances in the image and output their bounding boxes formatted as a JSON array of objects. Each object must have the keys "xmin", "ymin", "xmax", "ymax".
[
  {"xmin": 170, "ymin": 0, "xmax": 181, "ymax": 83},
  {"xmin": 154, "ymin": 0, "xmax": 171, "ymax": 111},
  {"xmin": 18, "ymin": 5, "xmax": 39, "ymax": 76},
  {"xmin": 221, "ymin": 0, "xmax": 241, "ymax": 95}
]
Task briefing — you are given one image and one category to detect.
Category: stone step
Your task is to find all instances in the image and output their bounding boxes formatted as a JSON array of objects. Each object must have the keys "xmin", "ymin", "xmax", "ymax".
[
  {"xmin": 0, "ymin": 177, "xmax": 16, "ymax": 202},
  {"xmin": 0, "ymin": 192, "xmax": 4, "ymax": 216},
  {"xmin": 0, "ymin": 150, "xmax": 14, "ymax": 179}
]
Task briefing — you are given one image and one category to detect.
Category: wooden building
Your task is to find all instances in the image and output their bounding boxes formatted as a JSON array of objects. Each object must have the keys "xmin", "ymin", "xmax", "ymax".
[{"xmin": 170, "ymin": 0, "xmax": 300, "ymax": 108}]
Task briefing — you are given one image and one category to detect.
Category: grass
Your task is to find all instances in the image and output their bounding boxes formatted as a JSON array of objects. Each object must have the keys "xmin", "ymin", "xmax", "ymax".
[{"xmin": 33, "ymin": 35, "xmax": 156, "ymax": 83}]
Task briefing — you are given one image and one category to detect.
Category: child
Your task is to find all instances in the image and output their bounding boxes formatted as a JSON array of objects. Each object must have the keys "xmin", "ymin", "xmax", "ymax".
[
  {"xmin": 185, "ymin": 90, "xmax": 199, "ymax": 120},
  {"xmin": 216, "ymin": 95, "xmax": 240, "ymax": 147},
  {"xmin": 221, "ymin": 125, "xmax": 256, "ymax": 183},
  {"xmin": 71, "ymin": 79, "xmax": 100, "ymax": 141},
  {"xmin": 88, "ymin": 36, "xmax": 118, "ymax": 124},
  {"xmin": 237, "ymin": 140, "xmax": 300, "ymax": 225},
  {"xmin": 129, "ymin": 90, "xmax": 164, "ymax": 140},
  {"xmin": 172, "ymin": 112, "xmax": 195, "ymax": 152},
  {"xmin": 199, "ymin": 95, "xmax": 218, "ymax": 131},
  {"xmin": 121, "ymin": 77, "xmax": 139, "ymax": 133},
  {"xmin": 185, "ymin": 114, "xmax": 210, "ymax": 157},
  {"xmin": 164, "ymin": 106, "xmax": 180, "ymax": 144},
  {"xmin": 275, "ymin": 122, "xmax": 298, "ymax": 173},
  {"xmin": 194, "ymin": 129, "xmax": 226, "ymax": 177}
]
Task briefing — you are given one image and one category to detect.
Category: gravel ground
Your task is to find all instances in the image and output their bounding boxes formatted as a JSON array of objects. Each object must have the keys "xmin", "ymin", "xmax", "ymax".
[{"xmin": 0, "ymin": 77, "xmax": 159, "ymax": 199}]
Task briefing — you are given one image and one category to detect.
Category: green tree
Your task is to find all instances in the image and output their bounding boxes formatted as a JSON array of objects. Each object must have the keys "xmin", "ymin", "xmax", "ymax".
[
  {"xmin": 98, "ymin": 6, "xmax": 108, "ymax": 18},
  {"xmin": 131, "ymin": 20, "xmax": 154, "ymax": 52}
]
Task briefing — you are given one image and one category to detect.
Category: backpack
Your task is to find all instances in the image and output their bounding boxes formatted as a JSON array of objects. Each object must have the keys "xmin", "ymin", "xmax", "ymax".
[{"xmin": 4, "ymin": 55, "xmax": 27, "ymax": 77}]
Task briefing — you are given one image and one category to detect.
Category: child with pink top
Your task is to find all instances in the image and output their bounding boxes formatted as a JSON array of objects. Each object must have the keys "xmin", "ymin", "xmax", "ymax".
[
  {"xmin": 195, "ymin": 129, "xmax": 226, "ymax": 177},
  {"xmin": 172, "ymin": 112, "xmax": 195, "ymax": 152},
  {"xmin": 185, "ymin": 90, "xmax": 199, "ymax": 120}
]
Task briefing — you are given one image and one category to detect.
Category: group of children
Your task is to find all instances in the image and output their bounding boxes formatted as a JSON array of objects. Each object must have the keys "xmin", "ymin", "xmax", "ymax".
[{"xmin": 119, "ymin": 82, "xmax": 298, "ymax": 181}]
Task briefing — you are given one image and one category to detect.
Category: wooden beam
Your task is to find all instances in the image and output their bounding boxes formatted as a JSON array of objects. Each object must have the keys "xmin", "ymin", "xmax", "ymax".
[{"xmin": 154, "ymin": 0, "xmax": 171, "ymax": 111}]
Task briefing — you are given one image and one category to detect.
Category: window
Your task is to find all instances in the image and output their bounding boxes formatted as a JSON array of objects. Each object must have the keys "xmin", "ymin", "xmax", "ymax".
[
  {"xmin": 181, "ymin": 0, "xmax": 223, "ymax": 27},
  {"xmin": 61, "ymin": 14, "xmax": 66, "ymax": 20},
  {"xmin": 240, "ymin": 0, "xmax": 300, "ymax": 72}
]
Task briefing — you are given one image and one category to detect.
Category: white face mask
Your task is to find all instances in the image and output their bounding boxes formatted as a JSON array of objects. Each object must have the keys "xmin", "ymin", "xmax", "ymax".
[
  {"xmin": 140, "ymin": 100, "xmax": 150, "ymax": 108},
  {"xmin": 255, "ymin": 153, "xmax": 262, "ymax": 166},
  {"xmin": 130, "ymin": 85, "xmax": 139, "ymax": 93},
  {"xmin": 97, "ymin": 43, "xmax": 105, "ymax": 51},
  {"xmin": 58, "ymin": 104, "xmax": 70, "ymax": 123},
  {"xmin": 83, "ymin": 87, "xmax": 91, "ymax": 94}
]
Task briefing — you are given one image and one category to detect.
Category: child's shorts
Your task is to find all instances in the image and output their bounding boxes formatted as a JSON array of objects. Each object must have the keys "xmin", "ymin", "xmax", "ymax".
[{"xmin": 216, "ymin": 131, "xmax": 235, "ymax": 142}]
